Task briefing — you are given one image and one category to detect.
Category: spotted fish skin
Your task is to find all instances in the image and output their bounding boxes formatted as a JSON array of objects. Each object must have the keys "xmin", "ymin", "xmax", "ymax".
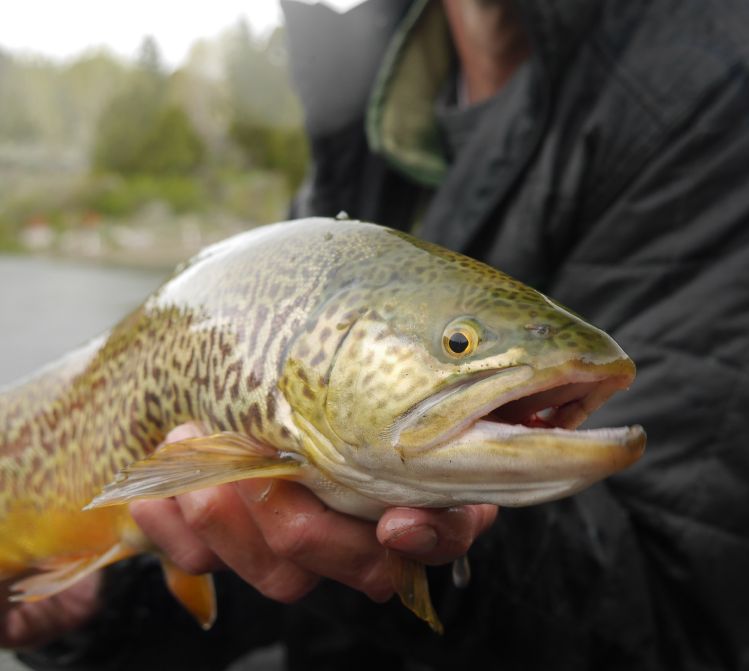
[
  {"xmin": 0, "ymin": 218, "xmax": 643, "ymax": 630},
  {"xmin": 0, "ymin": 220, "xmax": 396, "ymax": 571}
]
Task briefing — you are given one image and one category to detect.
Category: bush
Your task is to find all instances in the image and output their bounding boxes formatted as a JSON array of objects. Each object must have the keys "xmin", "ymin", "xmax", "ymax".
[
  {"xmin": 93, "ymin": 77, "xmax": 204, "ymax": 177},
  {"xmin": 230, "ymin": 119, "xmax": 309, "ymax": 191},
  {"xmin": 83, "ymin": 174, "xmax": 208, "ymax": 216}
]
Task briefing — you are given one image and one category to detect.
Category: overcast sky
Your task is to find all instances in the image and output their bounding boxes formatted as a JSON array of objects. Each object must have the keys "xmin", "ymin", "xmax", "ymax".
[{"xmin": 1, "ymin": 0, "xmax": 365, "ymax": 67}]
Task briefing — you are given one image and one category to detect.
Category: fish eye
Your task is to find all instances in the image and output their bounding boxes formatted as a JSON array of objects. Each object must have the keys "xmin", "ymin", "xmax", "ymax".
[{"xmin": 442, "ymin": 321, "xmax": 480, "ymax": 358}]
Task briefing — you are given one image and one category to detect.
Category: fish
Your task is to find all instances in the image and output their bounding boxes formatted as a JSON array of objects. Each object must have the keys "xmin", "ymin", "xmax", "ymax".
[{"xmin": 0, "ymin": 217, "xmax": 645, "ymax": 633}]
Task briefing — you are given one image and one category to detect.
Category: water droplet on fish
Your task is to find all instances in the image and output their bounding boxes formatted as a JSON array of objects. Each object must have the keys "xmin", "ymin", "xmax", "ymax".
[{"xmin": 452, "ymin": 555, "xmax": 471, "ymax": 588}]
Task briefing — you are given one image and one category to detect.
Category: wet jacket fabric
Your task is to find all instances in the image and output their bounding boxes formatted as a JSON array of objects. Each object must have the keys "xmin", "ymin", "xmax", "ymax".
[{"xmin": 21, "ymin": 0, "xmax": 749, "ymax": 669}]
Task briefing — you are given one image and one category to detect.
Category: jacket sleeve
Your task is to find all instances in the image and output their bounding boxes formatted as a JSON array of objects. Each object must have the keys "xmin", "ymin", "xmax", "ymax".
[{"xmin": 17, "ymin": 560, "xmax": 284, "ymax": 671}]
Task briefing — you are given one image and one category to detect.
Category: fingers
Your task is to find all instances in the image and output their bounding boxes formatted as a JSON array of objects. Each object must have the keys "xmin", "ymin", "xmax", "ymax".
[
  {"xmin": 132, "ymin": 422, "xmax": 498, "ymax": 610},
  {"xmin": 233, "ymin": 480, "xmax": 393, "ymax": 602},
  {"xmin": 377, "ymin": 504, "xmax": 498, "ymax": 565},
  {"xmin": 130, "ymin": 498, "xmax": 224, "ymax": 575},
  {"xmin": 0, "ymin": 572, "xmax": 101, "ymax": 650},
  {"xmin": 176, "ymin": 482, "xmax": 320, "ymax": 604}
]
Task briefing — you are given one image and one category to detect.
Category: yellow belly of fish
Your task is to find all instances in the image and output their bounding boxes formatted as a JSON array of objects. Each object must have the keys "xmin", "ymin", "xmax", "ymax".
[
  {"xmin": 0, "ymin": 504, "xmax": 129, "ymax": 576},
  {"xmin": 0, "ymin": 501, "xmax": 217, "ymax": 629}
]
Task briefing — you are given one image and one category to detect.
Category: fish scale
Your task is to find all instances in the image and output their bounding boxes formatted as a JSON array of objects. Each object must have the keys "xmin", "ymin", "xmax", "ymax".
[
  {"xmin": 0, "ymin": 221, "xmax": 401, "ymax": 584},
  {"xmin": 0, "ymin": 218, "xmax": 645, "ymax": 632}
]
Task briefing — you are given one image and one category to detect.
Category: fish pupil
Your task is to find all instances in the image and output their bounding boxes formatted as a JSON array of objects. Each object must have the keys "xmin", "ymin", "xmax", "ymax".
[{"xmin": 448, "ymin": 332, "xmax": 470, "ymax": 353}]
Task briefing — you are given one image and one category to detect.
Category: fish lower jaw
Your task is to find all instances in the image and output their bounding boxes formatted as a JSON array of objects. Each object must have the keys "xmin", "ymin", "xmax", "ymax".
[
  {"xmin": 395, "ymin": 368, "xmax": 634, "ymax": 458},
  {"xmin": 467, "ymin": 419, "xmax": 644, "ymax": 442},
  {"xmin": 316, "ymin": 420, "xmax": 645, "ymax": 511}
]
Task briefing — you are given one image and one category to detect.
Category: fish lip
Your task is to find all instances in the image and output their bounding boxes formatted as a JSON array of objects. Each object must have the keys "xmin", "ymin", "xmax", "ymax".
[
  {"xmin": 414, "ymin": 420, "xmax": 647, "ymax": 506},
  {"xmin": 393, "ymin": 361, "xmax": 636, "ymax": 454},
  {"xmin": 386, "ymin": 365, "xmax": 531, "ymax": 446}
]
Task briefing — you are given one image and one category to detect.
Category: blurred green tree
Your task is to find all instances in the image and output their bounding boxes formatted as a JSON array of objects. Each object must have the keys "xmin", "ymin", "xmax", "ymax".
[
  {"xmin": 230, "ymin": 120, "xmax": 308, "ymax": 191},
  {"xmin": 92, "ymin": 37, "xmax": 204, "ymax": 176},
  {"xmin": 139, "ymin": 106, "xmax": 205, "ymax": 174},
  {"xmin": 224, "ymin": 22, "xmax": 308, "ymax": 189}
]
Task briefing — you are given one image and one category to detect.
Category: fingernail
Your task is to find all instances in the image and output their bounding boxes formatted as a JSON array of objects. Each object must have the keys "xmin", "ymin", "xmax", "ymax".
[{"xmin": 384, "ymin": 524, "xmax": 438, "ymax": 555}]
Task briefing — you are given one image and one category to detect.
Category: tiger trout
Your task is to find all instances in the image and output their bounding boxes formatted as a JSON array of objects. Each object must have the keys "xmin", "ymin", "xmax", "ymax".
[{"xmin": 0, "ymin": 218, "xmax": 645, "ymax": 633}]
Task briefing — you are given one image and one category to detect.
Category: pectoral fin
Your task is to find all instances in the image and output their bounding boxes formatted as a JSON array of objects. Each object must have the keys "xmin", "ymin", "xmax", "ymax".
[
  {"xmin": 162, "ymin": 559, "xmax": 216, "ymax": 630},
  {"xmin": 386, "ymin": 551, "xmax": 443, "ymax": 634},
  {"xmin": 86, "ymin": 432, "xmax": 303, "ymax": 509},
  {"xmin": 10, "ymin": 543, "xmax": 137, "ymax": 602}
]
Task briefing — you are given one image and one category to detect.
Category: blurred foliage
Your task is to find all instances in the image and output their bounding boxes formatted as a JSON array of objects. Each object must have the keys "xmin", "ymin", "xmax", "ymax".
[
  {"xmin": 83, "ymin": 174, "xmax": 208, "ymax": 216},
  {"xmin": 94, "ymin": 99, "xmax": 205, "ymax": 176},
  {"xmin": 0, "ymin": 48, "xmax": 127, "ymax": 147},
  {"xmin": 0, "ymin": 23, "xmax": 309, "ymax": 260},
  {"xmin": 225, "ymin": 21, "xmax": 309, "ymax": 189},
  {"xmin": 230, "ymin": 120, "xmax": 308, "ymax": 191},
  {"xmin": 92, "ymin": 38, "xmax": 205, "ymax": 176}
]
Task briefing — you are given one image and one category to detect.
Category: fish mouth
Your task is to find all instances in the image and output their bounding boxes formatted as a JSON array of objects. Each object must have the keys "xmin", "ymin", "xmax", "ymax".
[
  {"xmin": 482, "ymin": 375, "xmax": 628, "ymax": 432},
  {"xmin": 392, "ymin": 361, "xmax": 637, "ymax": 450},
  {"xmin": 385, "ymin": 361, "xmax": 645, "ymax": 506}
]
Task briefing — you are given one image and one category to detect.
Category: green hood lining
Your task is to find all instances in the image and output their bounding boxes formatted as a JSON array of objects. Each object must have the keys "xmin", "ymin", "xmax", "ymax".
[{"xmin": 366, "ymin": 0, "xmax": 453, "ymax": 186}]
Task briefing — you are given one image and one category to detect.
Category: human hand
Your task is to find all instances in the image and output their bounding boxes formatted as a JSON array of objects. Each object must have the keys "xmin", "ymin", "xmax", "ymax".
[
  {"xmin": 131, "ymin": 423, "xmax": 498, "ymax": 604},
  {"xmin": 0, "ymin": 572, "xmax": 101, "ymax": 650}
]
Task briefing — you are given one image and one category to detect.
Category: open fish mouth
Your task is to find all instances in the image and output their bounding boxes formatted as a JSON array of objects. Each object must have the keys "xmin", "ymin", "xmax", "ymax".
[
  {"xmin": 384, "ymin": 363, "xmax": 645, "ymax": 506},
  {"xmin": 393, "ymin": 362, "xmax": 638, "ymax": 449},
  {"xmin": 482, "ymin": 375, "xmax": 630, "ymax": 431}
]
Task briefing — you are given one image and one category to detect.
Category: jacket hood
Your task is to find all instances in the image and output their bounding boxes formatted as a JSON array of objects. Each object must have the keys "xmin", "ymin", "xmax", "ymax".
[{"xmin": 281, "ymin": 0, "xmax": 601, "ymax": 136}]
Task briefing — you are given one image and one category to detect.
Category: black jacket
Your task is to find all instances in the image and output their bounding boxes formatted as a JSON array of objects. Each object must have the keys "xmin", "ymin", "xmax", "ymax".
[
  {"xmin": 287, "ymin": 0, "xmax": 749, "ymax": 668},
  {"xmin": 23, "ymin": 0, "xmax": 749, "ymax": 669}
]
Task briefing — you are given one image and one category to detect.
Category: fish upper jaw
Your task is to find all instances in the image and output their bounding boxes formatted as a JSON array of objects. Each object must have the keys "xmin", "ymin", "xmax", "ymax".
[{"xmin": 389, "ymin": 355, "xmax": 636, "ymax": 455}]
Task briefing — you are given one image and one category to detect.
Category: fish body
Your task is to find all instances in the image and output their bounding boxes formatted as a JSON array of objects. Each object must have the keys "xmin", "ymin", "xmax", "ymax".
[{"xmin": 0, "ymin": 218, "xmax": 645, "ymax": 630}]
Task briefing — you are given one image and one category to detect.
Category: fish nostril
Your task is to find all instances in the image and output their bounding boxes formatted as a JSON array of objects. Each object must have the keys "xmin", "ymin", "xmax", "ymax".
[{"xmin": 524, "ymin": 324, "xmax": 553, "ymax": 338}]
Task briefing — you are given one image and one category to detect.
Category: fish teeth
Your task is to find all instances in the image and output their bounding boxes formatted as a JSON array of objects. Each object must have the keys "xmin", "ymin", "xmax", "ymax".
[{"xmin": 536, "ymin": 407, "xmax": 555, "ymax": 421}]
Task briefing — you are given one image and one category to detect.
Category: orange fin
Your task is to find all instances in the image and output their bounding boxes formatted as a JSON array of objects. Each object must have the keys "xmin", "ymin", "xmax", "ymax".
[
  {"xmin": 386, "ymin": 551, "xmax": 443, "ymax": 634},
  {"xmin": 10, "ymin": 543, "xmax": 137, "ymax": 602},
  {"xmin": 86, "ymin": 432, "xmax": 303, "ymax": 509},
  {"xmin": 162, "ymin": 559, "xmax": 216, "ymax": 630}
]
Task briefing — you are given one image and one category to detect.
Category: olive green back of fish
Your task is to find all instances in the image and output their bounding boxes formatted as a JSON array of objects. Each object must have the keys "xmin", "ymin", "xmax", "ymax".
[
  {"xmin": 0, "ymin": 218, "xmax": 638, "ymax": 633},
  {"xmin": 0, "ymin": 220, "xmax": 451, "ymax": 553},
  {"xmin": 0, "ymin": 221, "xmax": 400, "ymax": 625}
]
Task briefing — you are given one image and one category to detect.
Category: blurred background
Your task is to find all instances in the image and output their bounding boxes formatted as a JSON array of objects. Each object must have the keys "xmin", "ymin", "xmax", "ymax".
[
  {"xmin": 1, "ymin": 2, "xmax": 362, "ymax": 664},
  {"xmin": 0, "ymin": 1, "xmax": 365, "ymax": 390}
]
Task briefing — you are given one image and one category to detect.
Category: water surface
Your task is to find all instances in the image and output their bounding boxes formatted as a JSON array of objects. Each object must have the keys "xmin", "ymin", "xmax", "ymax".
[{"xmin": 0, "ymin": 256, "xmax": 166, "ymax": 387}]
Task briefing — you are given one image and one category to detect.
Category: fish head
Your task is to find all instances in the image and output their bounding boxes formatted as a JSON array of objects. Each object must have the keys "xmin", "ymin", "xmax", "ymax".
[{"xmin": 283, "ymin": 230, "xmax": 645, "ymax": 508}]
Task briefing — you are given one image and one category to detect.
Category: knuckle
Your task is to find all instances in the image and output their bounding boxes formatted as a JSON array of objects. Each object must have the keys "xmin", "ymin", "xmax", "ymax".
[
  {"xmin": 256, "ymin": 568, "xmax": 317, "ymax": 604},
  {"xmin": 181, "ymin": 491, "xmax": 224, "ymax": 535},
  {"xmin": 266, "ymin": 522, "xmax": 315, "ymax": 561},
  {"xmin": 171, "ymin": 547, "xmax": 215, "ymax": 575},
  {"xmin": 361, "ymin": 569, "xmax": 392, "ymax": 602}
]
